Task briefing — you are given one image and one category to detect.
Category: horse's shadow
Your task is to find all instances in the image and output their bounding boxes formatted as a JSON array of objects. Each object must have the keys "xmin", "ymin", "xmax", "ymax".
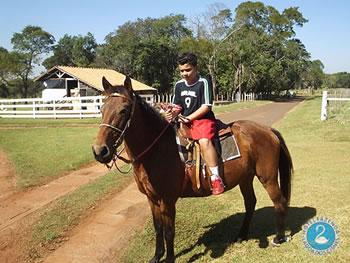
[{"xmin": 176, "ymin": 206, "xmax": 316, "ymax": 262}]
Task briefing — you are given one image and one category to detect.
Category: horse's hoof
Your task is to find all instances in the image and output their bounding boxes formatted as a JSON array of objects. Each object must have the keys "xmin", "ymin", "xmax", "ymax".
[
  {"xmin": 149, "ymin": 257, "xmax": 160, "ymax": 263},
  {"xmin": 271, "ymin": 235, "xmax": 292, "ymax": 247},
  {"xmin": 235, "ymin": 236, "xmax": 248, "ymax": 243}
]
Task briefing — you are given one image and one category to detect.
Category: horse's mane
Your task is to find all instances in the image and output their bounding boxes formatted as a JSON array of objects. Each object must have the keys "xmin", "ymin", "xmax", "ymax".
[{"xmin": 135, "ymin": 94, "xmax": 170, "ymax": 129}]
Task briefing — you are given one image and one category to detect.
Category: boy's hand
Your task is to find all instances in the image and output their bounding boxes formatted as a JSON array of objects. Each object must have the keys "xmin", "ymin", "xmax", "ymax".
[
  {"xmin": 164, "ymin": 109, "xmax": 173, "ymax": 122},
  {"xmin": 178, "ymin": 114, "xmax": 191, "ymax": 123},
  {"xmin": 159, "ymin": 104, "xmax": 183, "ymax": 122}
]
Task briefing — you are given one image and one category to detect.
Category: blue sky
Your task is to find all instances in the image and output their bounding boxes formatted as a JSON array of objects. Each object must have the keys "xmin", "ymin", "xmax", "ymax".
[{"xmin": 1, "ymin": 0, "xmax": 349, "ymax": 73}]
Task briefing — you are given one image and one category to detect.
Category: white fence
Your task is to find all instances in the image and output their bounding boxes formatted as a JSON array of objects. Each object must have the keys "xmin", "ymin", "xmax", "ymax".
[
  {"xmin": 0, "ymin": 96, "xmax": 104, "ymax": 119},
  {"xmin": 0, "ymin": 92, "xmax": 258, "ymax": 119},
  {"xmin": 321, "ymin": 90, "xmax": 350, "ymax": 121},
  {"xmin": 153, "ymin": 92, "xmax": 257, "ymax": 104}
]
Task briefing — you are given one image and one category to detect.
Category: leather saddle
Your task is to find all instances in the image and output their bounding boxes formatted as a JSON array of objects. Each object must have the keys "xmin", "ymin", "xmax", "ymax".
[{"xmin": 177, "ymin": 120, "xmax": 233, "ymax": 193}]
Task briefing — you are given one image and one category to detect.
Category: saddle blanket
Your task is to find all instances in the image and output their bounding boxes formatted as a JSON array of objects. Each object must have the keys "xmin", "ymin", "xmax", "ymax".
[
  {"xmin": 219, "ymin": 132, "xmax": 241, "ymax": 162},
  {"xmin": 176, "ymin": 128, "xmax": 241, "ymax": 163}
]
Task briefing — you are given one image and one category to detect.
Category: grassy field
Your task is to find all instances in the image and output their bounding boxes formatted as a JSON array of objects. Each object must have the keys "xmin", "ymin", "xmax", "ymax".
[
  {"xmin": 121, "ymin": 96, "xmax": 350, "ymax": 262},
  {"xmin": 0, "ymin": 121, "xmax": 99, "ymax": 188},
  {"xmin": 0, "ymin": 117, "xmax": 100, "ymax": 127},
  {"xmin": 327, "ymin": 100, "xmax": 350, "ymax": 124}
]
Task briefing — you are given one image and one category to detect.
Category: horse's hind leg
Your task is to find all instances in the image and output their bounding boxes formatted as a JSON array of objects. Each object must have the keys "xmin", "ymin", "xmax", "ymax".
[
  {"xmin": 237, "ymin": 175, "xmax": 256, "ymax": 242},
  {"xmin": 258, "ymin": 171, "xmax": 289, "ymax": 245}
]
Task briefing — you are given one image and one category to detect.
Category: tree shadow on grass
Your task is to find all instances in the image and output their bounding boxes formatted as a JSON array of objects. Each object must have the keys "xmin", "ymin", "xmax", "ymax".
[{"xmin": 176, "ymin": 206, "xmax": 316, "ymax": 262}]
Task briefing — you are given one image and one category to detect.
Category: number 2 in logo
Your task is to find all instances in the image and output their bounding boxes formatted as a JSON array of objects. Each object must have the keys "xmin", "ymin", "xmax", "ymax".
[
  {"xmin": 315, "ymin": 224, "xmax": 329, "ymax": 244},
  {"xmin": 185, "ymin": 97, "xmax": 191, "ymax": 108}
]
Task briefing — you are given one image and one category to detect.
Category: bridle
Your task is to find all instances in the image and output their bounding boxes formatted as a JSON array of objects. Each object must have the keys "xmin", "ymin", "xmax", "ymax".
[
  {"xmin": 99, "ymin": 92, "xmax": 136, "ymax": 150},
  {"xmin": 99, "ymin": 92, "xmax": 135, "ymax": 171},
  {"xmin": 98, "ymin": 91, "xmax": 172, "ymax": 171}
]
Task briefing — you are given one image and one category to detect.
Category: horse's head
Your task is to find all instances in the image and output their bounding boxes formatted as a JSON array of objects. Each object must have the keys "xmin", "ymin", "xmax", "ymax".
[{"xmin": 92, "ymin": 76, "xmax": 134, "ymax": 164}]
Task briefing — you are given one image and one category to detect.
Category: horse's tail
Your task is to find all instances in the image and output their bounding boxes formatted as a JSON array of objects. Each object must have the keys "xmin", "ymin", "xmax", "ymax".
[{"xmin": 272, "ymin": 128, "xmax": 293, "ymax": 204}]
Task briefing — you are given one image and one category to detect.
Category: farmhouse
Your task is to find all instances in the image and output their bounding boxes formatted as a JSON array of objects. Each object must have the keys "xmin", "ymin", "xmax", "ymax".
[{"xmin": 34, "ymin": 66, "xmax": 157, "ymax": 103}]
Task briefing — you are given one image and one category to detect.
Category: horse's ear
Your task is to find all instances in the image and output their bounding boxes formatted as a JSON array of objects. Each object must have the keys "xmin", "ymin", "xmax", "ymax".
[
  {"xmin": 124, "ymin": 75, "xmax": 133, "ymax": 91},
  {"xmin": 102, "ymin": 76, "xmax": 113, "ymax": 95}
]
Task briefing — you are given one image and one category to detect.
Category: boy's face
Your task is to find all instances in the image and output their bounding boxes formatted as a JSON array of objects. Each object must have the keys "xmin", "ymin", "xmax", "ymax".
[{"xmin": 179, "ymin": 63, "xmax": 198, "ymax": 85}]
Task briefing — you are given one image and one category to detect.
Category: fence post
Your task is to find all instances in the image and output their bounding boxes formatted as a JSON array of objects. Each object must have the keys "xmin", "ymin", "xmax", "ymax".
[
  {"xmin": 321, "ymin": 90, "xmax": 328, "ymax": 121},
  {"xmin": 32, "ymin": 100, "xmax": 36, "ymax": 119},
  {"xmin": 99, "ymin": 96, "xmax": 103, "ymax": 115},
  {"xmin": 53, "ymin": 100, "xmax": 56, "ymax": 119}
]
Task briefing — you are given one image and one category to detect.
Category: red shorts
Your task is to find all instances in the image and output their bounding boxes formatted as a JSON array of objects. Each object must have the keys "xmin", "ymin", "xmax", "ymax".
[{"xmin": 189, "ymin": 119, "xmax": 216, "ymax": 140}]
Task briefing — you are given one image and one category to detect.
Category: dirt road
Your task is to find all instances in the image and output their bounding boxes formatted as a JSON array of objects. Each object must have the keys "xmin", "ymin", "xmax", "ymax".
[
  {"xmin": 0, "ymin": 163, "xmax": 108, "ymax": 233},
  {"xmin": 0, "ymin": 162, "xmax": 110, "ymax": 262},
  {"xmin": 42, "ymin": 98, "xmax": 303, "ymax": 263}
]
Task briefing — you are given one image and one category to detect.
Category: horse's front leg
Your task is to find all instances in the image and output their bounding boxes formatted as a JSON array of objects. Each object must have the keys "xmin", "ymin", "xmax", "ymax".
[
  {"xmin": 148, "ymin": 200, "xmax": 165, "ymax": 263},
  {"xmin": 160, "ymin": 200, "xmax": 176, "ymax": 263}
]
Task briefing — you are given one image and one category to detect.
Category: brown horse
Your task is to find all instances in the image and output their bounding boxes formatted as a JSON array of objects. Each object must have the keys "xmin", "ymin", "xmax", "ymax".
[{"xmin": 92, "ymin": 76, "xmax": 293, "ymax": 263}]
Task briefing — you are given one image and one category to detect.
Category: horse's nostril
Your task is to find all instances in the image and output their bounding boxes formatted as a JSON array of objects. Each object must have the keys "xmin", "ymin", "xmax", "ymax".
[
  {"xmin": 92, "ymin": 145, "xmax": 110, "ymax": 160},
  {"xmin": 101, "ymin": 146, "xmax": 109, "ymax": 158}
]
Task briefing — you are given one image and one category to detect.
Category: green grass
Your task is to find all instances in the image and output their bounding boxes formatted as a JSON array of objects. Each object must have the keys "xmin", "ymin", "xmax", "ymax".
[
  {"xmin": 327, "ymin": 100, "xmax": 350, "ymax": 124},
  {"xmin": 0, "ymin": 121, "xmax": 99, "ymax": 188},
  {"xmin": 0, "ymin": 117, "xmax": 100, "ymax": 127},
  {"xmin": 121, "ymin": 96, "xmax": 350, "ymax": 262},
  {"xmin": 213, "ymin": 100, "xmax": 271, "ymax": 115},
  {"xmin": 27, "ymin": 169, "xmax": 133, "ymax": 260}
]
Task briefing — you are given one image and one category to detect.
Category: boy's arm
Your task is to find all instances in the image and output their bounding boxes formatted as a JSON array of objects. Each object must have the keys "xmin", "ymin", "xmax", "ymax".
[{"xmin": 180, "ymin": 105, "xmax": 211, "ymax": 123}]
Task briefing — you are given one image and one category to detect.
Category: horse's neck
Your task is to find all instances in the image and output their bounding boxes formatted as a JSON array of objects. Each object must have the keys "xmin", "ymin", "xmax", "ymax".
[{"xmin": 125, "ymin": 101, "xmax": 168, "ymax": 158}]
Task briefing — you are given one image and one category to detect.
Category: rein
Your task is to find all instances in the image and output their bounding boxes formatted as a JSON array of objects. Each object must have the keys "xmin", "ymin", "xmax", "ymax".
[{"xmin": 99, "ymin": 92, "xmax": 171, "ymax": 170}]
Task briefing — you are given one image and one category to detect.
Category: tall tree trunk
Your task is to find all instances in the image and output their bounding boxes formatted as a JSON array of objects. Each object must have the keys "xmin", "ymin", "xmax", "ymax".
[
  {"xmin": 20, "ymin": 75, "xmax": 28, "ymax": 98},
  {"xmin": 208, "ymin": 61, "xmax": 217, "ymax": 101},
  {"xmin": 233, "ymin": 63, "xmax": 245, "ymax": 102}
]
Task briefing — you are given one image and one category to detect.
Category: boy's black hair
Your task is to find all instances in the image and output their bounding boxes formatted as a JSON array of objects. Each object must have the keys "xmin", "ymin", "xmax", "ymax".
[{"xmin": 177, "ymin": 52, "xmax": 197, "ymax": 66}]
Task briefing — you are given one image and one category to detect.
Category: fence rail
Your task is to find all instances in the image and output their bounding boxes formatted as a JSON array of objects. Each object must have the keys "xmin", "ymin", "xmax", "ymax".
[
  {"xmin": 0, "ymin": 96, "xmax": 104, "ymax": 119},
  {"xmin": 321, "ymin": 90, "xmax": 350, "ymax": 121},
  {"xmin": 153, "ymin": 92, "xmax": 258, "ymax": 104},
  {"xmin": 1, "ymin": 92, "xmax": 259, "ymax": 119}
]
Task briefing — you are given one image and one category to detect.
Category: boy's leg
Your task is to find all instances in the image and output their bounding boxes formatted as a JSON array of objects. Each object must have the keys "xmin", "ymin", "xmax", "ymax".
[
  {"xmin": 199, "ymin": 138, "xmax": 224, "ymax": 195},
  {"xmin": 198, "ymin": 138, "xmax": 217, "ymax": 166}
]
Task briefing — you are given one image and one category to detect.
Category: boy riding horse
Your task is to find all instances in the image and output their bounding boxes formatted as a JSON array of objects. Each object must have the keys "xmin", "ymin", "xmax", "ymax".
[{"xmin": 165, "ymin": 52, "xmax": 225, "ymax": 195}]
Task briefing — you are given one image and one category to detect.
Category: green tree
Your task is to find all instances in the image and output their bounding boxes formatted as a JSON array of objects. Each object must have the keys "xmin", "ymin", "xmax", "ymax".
[
  {"xmin": 324, "ymin": 72, "xmax": 350, "ymax": 89},
  {"xmin": 0, "ymin": 47, "xmax": 11, "ymax": 97},
  {"xmin": 72, "ymin": 33, "xmax": 97, "ymax": 66},
  {"xmin": 335, "ymin": 72, "xmax": 350, "ymax": 89},
  {"xmin": 0, "ymin": 48, "xmax": 11, "ymax": 86},
  {"xmin": 301, "ymin": 60, "xmax": 324, "ymax": 91},
  {"xmin": 10, "ymin": 25, "xmax": 55, "ymax": 97},
  {"xmin": 43, "ymin": 33, "xmax": 97, "ymax": 69},
  {"xmin": 215, "ymin": 1, "xmax": 309, "ymax": 97},
  {"xmin": 96, "ymin": 15, "xmax": 191, "ymax": 93},
  {"xmin": 185, "ymin": 3, "xmax": 233, "ymax": 99},
  {"xmin": 43, "ymin": 34, "xmax": 75, "ymax": 68}
]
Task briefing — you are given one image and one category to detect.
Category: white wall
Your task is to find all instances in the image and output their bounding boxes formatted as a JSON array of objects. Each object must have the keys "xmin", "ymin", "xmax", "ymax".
[{"xmin": 42, "ymin": 88, "xmax": 66, "ymax": 101}]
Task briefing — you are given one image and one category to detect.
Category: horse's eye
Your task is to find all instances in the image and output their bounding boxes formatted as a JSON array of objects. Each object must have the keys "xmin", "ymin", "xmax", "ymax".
[{"xmin": 119, "ymin": 109, "xmax": 128, "ymax": 115}]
